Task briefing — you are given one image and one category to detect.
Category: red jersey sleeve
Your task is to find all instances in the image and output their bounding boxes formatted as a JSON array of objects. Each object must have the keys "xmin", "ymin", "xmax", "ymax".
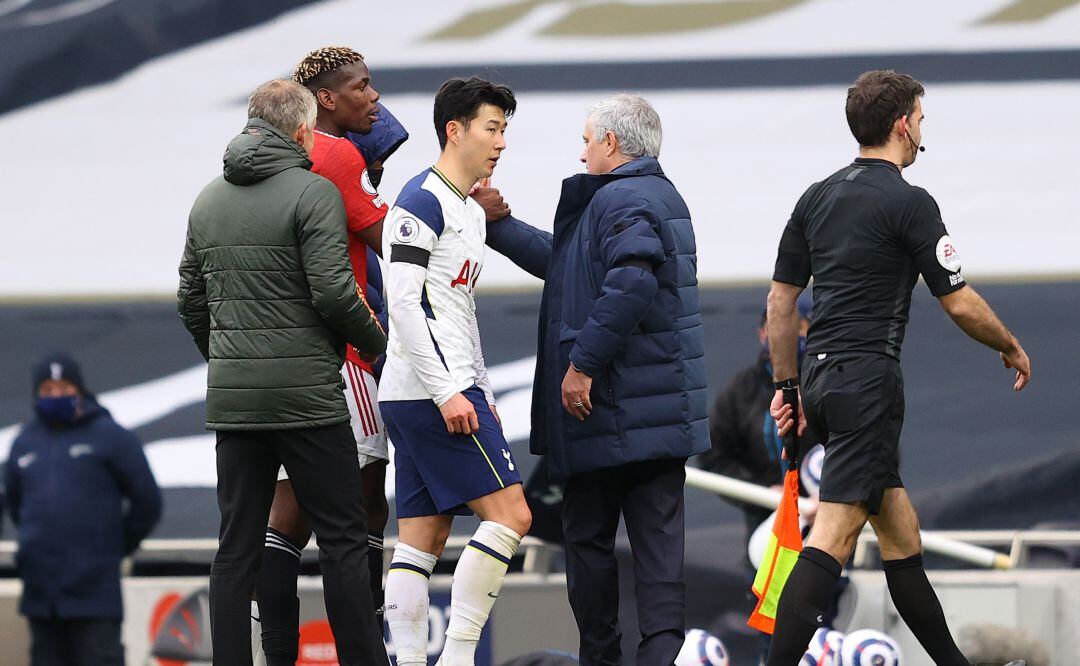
[{"xmin": 315, "ymin": 139, "xmax": 388, "ymax": 234}]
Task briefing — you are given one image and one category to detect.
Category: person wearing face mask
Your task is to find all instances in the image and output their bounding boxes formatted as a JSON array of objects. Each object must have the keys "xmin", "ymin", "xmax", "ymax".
[
  {"xmin": 3, "ymin": 353, "xmax": 161, "ymax": 666},
  {"xmin": 697, "ymin": 299, "xmax": 817, "ymax": 665}
]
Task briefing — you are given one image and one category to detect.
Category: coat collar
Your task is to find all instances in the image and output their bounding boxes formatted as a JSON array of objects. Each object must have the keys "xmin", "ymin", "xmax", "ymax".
[
  {"xmin": 554, "ymin": 157, "xmax": 667, "ymax": 233},
  {"xmin": 610, "ymin": 156, "xmax": 665, "ymax": 178}
]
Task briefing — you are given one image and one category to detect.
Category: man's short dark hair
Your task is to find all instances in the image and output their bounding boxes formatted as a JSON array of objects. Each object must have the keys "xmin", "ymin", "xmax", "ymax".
[
  {"xmin": 433, "ymin": 77, "xmax": 516, "ymax": 150},
  {"xmin": 845, "ymin": 70, "xmax": 925, "ymax": 147}
]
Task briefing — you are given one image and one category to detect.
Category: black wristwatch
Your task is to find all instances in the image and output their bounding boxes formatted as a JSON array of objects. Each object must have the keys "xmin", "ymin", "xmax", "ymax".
[{"xmin": 773, "ymin": 377, "xmax": 799, "ymax": 391}]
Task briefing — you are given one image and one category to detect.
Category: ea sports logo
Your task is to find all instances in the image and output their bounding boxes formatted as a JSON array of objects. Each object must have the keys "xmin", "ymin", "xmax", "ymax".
[{"xmin": 935, "ymin": 235, "xmax": 961, "ymax": 273}]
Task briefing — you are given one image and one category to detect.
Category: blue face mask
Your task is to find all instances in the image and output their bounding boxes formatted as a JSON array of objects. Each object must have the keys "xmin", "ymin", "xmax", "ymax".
[{"xmin": 35, "ymin": 396, "xmax": 80, "ymax": 424}]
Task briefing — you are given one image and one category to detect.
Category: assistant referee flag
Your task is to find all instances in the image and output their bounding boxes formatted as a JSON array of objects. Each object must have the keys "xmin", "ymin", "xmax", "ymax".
[{"xmin": 748, "ymin": 391, "xmax": 804, "ymax": 633}]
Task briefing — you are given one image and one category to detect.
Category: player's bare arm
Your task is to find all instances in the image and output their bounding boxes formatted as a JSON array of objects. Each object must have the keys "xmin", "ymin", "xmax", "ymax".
[
  {"xmin": 938, "ymin": 285, "xmax": 1031, "ymax": 391},
  {"xmin": 353, "ymin": 220, "xmax": 384, "ymax": 257},
  {"xmin": 767, "ymin": 280, "xmax": 807, "ymax": 436}
]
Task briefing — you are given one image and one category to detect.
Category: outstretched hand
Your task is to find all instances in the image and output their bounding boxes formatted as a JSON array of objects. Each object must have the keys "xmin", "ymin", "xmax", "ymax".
[
  {"xmin": 770, "ymin": 389, "xmax": 807, "ymax": 438},
  {"xmin": 1001, "ymin": 341, "xmax": 1031, "ymax": 392}
]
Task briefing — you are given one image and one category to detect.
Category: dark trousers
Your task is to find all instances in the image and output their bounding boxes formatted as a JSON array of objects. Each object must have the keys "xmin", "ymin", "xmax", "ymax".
[
  {"xmin": 210, "ymin": 424, "xmax": 385, "ymax": 666},
  {"xmin": 29, "ymin": 617, "xmax": 123, "ymax": 666},
  {"xmin": 563, "ymin": 457, "xmax": 687, "ymax": 666}
]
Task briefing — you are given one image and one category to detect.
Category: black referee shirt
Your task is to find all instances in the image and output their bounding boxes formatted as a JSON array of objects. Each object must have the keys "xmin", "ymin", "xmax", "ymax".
[{"xmin": 773, "ymin": 158, "xmax": 966, "ymax": 359}]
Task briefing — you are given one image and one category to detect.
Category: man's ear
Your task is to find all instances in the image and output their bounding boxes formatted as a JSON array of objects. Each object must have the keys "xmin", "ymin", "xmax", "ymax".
[
  {"xmin": 895, "ymin": 115, "xmax": 909, "ymax": 140},
  {"xmin": 605, "ymin": 130, "xmax": 619, "ymax": 157},
  {"xmin": 445, "ymin": 119, "xmax": 461, "ymax": 147},
  {"xmin": 316, "ymin": 88, "xmax": 335, "ymax": 112},
  {"xmin": 293, "ymin": 121, "xmax": 309, "ymax": 146}
]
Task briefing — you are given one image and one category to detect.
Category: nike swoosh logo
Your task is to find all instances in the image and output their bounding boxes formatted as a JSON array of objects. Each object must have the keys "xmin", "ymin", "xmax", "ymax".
[{"xmin": 487, "ymin": 592, "xmax": 498, "ymax": 599}]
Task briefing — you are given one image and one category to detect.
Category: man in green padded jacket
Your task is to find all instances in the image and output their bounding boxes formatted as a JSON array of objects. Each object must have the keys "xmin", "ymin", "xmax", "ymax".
[{"xmin": 177, "ymin": 78, "xmax": 387, "ymax": 666}]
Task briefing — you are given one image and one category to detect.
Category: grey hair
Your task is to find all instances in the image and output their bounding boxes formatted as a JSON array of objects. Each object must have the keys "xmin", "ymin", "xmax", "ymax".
[
  {"xmin": 247, "ymin": 79, "xmax": 317, "ymax": 137},
  {"xmin": 588, "ymin": 93, "xmax": 662, "ymax": 159}
]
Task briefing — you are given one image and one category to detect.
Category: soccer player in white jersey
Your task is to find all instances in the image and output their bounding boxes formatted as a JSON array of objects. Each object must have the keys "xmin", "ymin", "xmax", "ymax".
[{"xmin": 380, "ymin": 77, "xmax": 532, "ymax": 666}]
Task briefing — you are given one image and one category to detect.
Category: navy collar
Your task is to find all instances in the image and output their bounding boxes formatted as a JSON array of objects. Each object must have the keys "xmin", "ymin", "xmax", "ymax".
[{"xmin": 609, "ymin": 156, "xmax": 664, "ymax": 177}]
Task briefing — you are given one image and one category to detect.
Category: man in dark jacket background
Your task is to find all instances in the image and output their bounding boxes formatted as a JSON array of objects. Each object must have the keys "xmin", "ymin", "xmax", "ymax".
[
  {"xmin": 4, "ymin": 353, "xmax": 161, "ymax": 666},
  {"xmin": 699, "ymin": 298, "xmax": 814, "ymax": 547},
  {"xmin": 483, "ymin": 93, "xmax": 709, "ymax": 666},
  {"xmin": 178, "ymin": 79, "xmax": 387, "ymax": 666}
]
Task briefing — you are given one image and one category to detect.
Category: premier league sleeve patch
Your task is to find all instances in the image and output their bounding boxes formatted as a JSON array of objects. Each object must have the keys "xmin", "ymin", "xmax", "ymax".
[
  {"xmin": 360, "ymin": 169, "xmax": 385, "ymax": 208},
  {"xmin": 394, "ymin": 216, "xmax": 420, "ymax": 244},
  {"xmin": 360, "ymin": 169, "xmax": 378, "ymax": 196}
]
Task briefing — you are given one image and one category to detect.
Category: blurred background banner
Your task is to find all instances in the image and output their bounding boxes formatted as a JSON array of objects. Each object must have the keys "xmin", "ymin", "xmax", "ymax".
[
  {"xmin": 0, "ymin": 0, "xmax": 326, "ymax": 114},
  {"xmin": 1, "ymin": 0, "xmax": 1079, "ymax": 296}
]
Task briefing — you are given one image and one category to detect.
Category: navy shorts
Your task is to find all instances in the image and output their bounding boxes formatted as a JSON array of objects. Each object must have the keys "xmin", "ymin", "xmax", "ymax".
[
  {"xmin": 381, "ymin": 386, "xmax": 522, "ymax": 518},
  {"xmin": 801, "ymin": 352, "xmax": 905, "ymax": 515}
]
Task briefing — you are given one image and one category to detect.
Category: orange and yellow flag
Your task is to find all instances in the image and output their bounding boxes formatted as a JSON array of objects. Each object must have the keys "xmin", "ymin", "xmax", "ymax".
[{"xmin": 747, "ymin": 466, "xmax": 803, "ymax": 634}]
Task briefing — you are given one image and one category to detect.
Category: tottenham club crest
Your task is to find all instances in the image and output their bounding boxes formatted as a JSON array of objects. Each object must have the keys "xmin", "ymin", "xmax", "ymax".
[
  {"xmin": 394, "ymin": 216, "xmax": 419, "ymax": 244},
  {"xmin": 935, "ymin": 235, "xmax": 961, "ymax": 273}
]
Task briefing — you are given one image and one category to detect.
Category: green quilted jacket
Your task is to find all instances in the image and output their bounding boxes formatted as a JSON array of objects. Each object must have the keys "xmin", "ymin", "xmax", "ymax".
[{"xmin": 178, "ymin": 118, "xmax": 386, "ymax": 431}]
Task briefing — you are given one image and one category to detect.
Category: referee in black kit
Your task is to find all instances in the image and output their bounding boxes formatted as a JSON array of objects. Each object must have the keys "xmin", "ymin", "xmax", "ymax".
[{"xmin": 762, "ymin": 70, "xmax": 1031, "ymax": 665}]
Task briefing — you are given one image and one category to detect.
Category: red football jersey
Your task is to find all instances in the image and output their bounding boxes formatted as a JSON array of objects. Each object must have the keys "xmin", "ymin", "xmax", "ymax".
[{"xmin": 309, "ymin": 131, "xmax": 387, "ymax": 367}]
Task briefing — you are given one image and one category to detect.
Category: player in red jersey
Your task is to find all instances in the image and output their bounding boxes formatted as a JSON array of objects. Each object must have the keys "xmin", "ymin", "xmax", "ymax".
[{"xmin": 250, "ymin": 46, "xmax": 391, "ymax": 666}]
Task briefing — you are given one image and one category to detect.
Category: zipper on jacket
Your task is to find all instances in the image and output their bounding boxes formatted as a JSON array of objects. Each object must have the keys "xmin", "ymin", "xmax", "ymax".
[{"xmin": 605, "ymin": 367, "xmax": 617, "ymax": 408}]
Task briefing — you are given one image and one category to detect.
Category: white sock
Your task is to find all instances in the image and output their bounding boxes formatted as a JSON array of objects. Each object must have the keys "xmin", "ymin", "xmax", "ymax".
[
  {"xmin": 250, "ymin": 600, "xmax": 265, "ymax": 666},
  {"xmin": 440, "ymin": 522, "xmax": 522, "ymax": 666},
  {"xmin": 386, "ymin": 543, "xmax": 438, "ymax": 666}
]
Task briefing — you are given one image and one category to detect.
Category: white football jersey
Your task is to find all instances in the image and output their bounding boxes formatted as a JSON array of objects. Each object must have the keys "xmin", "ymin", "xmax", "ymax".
[{"xmin": 379, "ymin": 168, "xmax": 490, "ymax": 405}]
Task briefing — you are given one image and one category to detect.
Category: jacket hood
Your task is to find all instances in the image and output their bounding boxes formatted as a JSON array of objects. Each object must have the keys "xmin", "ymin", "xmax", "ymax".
[{"xmin": 223, "ymin": 118, "xmax": 312, "ymax": 185}]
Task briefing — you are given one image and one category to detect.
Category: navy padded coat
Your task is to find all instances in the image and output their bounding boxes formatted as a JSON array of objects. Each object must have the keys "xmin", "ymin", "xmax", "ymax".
[{"xmin": 487, "ymin": 157, "xmax": 709, "ymax": 478}]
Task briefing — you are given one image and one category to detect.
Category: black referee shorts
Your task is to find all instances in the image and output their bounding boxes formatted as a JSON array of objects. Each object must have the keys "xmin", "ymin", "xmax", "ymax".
[{"xmin": 801, "ymin": 352, "xmax": 904, "ymax": 514}]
